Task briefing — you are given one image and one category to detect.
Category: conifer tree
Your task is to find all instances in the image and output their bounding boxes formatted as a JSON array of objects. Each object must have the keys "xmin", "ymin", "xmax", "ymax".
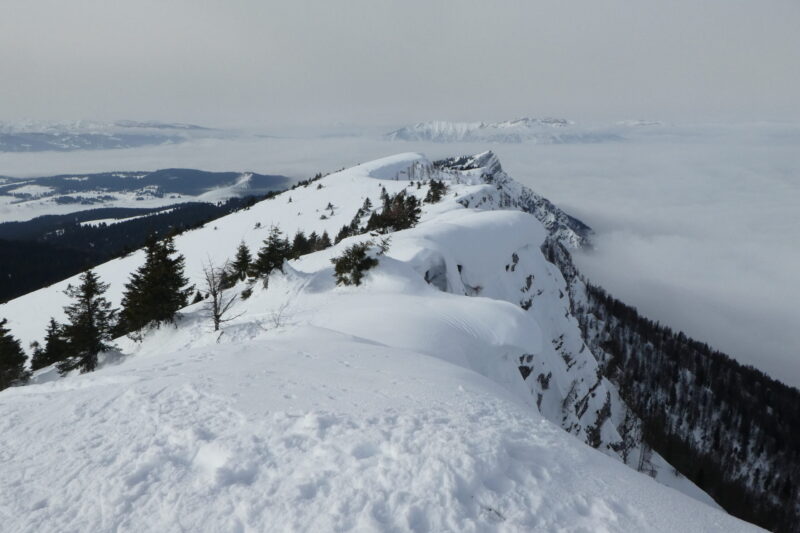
[
  {"xmin": 331, "ymin": 242, "xmax": 379, "ymax": 286},
  {"xmin": 149, "ymin": 237, "xmax": 191, "ymax": 323},
  {"xmin": 119, "ymin": 237, "xmax": 191, "ymax": 334},
  {"xmin": 307, "ymin": 231, "xmax": 319, "ymax": 251},
  {"xmin": 30, "ymin": 318, "xmax": 69, "ymax": 370},
  {"xmin": 334, "ymin": 224, "xmax": 352, "ymax": 244},
  {"xmin": 252, "ymin": 226, "xmax": 292, "ymax": 280},
  {"xmin": 365, "ymin": 191, "xmax": 421, "ymax": 233},
  {"xmin": 424, "ymin": 179, "xmax": 447, "ymax": 203},
  {"xmin": 291, "ymin": 230, "xmax": 311, "ymax": 258},
  {"xmin": 0, "ymin": 318, "xmax": 29, "ymax": 391},
  {"xmin": 317, "ymin": 231, "xmax": 332, "ymax": 250},
  {"xmin": 399, "ymin": 193, "xmax": 421, "ymax": 228},
  {"xmin": 58, "ymin": 270, "xmax": 117, "ymax": 374},
  {"xmin": 227, "ymin": 241, "xmax": 252, "ymax": 283}
]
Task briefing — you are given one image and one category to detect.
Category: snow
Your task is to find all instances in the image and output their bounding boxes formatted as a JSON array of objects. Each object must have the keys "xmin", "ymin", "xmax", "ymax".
[
  {"xmin": 0, "ymin": 192, "xmax": 197, "ymax": 224},
  {"xmin": 6, "ymin": 184, "xmax": 54, "ymax": 197},
  {"xmin": 0, "ymin": 152, "xmax": 761, "ymax": 531},
  {"xmin": 79, "ymin": 208, "xmax": 177, "ymax": 227},
  {"xmin": 0, "ymin": 322, "xmax": 757, "ymax": 532},
  {"xmin": 196, "ymin": 172, "xmax": 254, "ymax": 202},
  {"xmin": 0, "ymin": 153, "xmax": 518, "ymax": 348}
]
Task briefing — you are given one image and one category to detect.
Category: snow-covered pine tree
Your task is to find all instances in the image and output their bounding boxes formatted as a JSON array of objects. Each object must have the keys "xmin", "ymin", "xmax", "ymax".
[
  {"xmin": 424, "ymin": 179, "xmax": 447, "ymax": 203},
  {"xmin": 119, "ymin": 236, "xmax": 191, "ymax": 335},
  {"xmin": 58, "ymin": 270, "xmax": 117, "ymax": 374},
  {"xmin": 331, "ymin": 242, "xmax": 379, "ymax": 286},
  {"xmin": 334, "ymin": 224, "xmax": 352, "ymax": 244},
  {"xmin": 226, "ymin": 241, "xmax": 252, "ymax": 284},
  {"xmin": 0, "ymin": 318, "xmax": 29, "ymax": 391},
  {"xmin": 291, "ymin": 230, "xmax": 311, "ymax": 258},
  {"xmin": 307, "ymin": 231, "xmax": 319, "ymax": 251},
  {"xmin": 251, "ymin": 226, "xmax": 292, "ymax": 280},
  {"xmin": 30, "ymin": 318, "xmax": 69, "ymax": 370},
  {"xmin": 365, "ymin": 191, "xmax": 421, "ymax": 233},
  {"xmin": 317, "ymin": 231, "xmax": 332, "ymax": 251}
]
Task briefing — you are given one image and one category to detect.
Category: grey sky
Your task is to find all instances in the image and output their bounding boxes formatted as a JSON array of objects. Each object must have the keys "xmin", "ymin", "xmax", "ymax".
[{"xmin": 2, "ymin": 0, "xmax": 799, "ymax": 127}]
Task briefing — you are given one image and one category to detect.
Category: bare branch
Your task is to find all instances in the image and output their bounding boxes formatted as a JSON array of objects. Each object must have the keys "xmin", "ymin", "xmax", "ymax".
[{"xmin": 202, "ymin": 258, "xmax": 241, "ymax": 332}]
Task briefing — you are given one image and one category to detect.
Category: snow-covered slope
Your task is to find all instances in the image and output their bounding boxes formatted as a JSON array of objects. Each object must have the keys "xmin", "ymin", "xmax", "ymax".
[
  {"xmin": 385, "ymin": 118, "xmax": 622, "ymax": 144},
  {"xmin": 0, "ymin": 153, "xmax": 759, "ymax": 531}
]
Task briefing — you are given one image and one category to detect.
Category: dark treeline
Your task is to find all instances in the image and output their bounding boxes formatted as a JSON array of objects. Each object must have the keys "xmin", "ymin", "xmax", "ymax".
[
  {"xmin": 0, "ymin": 206, "xmax": 167, "ymax": 241},
  {"xmin": 546, "ymin": 236, "xmax": 800, "ymax": 532},
  {"xmin": 334, "ymin": 187, "xmax": 423, "ymax": 244},
  {"xmin": 0, "ymin": 240, "xmax": 103, "ymax": 302},
  {"xmin": 0, "ymin": 196, "xmax": 276, "ymax": 303}
]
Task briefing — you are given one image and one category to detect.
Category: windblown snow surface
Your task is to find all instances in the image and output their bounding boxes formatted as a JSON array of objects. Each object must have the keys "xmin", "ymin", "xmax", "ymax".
[{"xmin": 0, "ymin": 153, "xmax": 759, "ymax": 532}]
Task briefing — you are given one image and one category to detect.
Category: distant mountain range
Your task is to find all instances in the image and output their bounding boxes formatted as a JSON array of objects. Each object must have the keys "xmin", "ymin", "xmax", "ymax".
[
  {"xmin": 385, "ymin": 117, "xmax": 632, "ymax": 143},
  {"xmin": 0, "ymin": 169, "xmax": 291, "ymax": 223},
  {"xmin": 0, "ymin": 120, "xmax": 219, "ymax": 152}
]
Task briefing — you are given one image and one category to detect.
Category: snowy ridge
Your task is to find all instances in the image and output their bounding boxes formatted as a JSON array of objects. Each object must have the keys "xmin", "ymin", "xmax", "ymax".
[
  {"xmin": 434, "ymin": 151, "xmax": 592, "ymax": 249},
  {"xmin": 385, "ymin": 118, "xmax": 622, "ymax": 144},
  {"xmin": 0, "ymin": 153, "xmax": 758, "ymax": 531}
]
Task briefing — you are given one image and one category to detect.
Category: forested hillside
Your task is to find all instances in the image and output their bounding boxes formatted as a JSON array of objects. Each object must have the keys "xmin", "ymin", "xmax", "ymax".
[
  {"xmin": 544, "ymin": 239, "xmax": 800, "ymax": 532},
  {"xmin": 0, "ymin": 196, "xmax": 273, "ymax": 302}
]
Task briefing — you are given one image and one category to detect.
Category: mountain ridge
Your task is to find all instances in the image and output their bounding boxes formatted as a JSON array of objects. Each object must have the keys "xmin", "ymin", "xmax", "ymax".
[
  {"xmin": 0, "ymin": 151, "xmax": 786, "ymax": 531},
  {"xmin": 0, "ymin": 120, "xmax": 220, "ymax": 152}
]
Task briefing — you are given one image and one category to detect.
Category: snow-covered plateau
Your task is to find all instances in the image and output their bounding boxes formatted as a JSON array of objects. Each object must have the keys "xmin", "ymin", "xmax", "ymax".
[{"xmin": 0, "ymin": 152, "xmax": 760, "ymax": 532}]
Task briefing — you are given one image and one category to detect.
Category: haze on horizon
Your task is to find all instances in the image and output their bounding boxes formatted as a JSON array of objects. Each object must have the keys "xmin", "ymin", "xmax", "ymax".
[{"xmin": 1, "ymin": 0, "xmax": 799, "ymax": 128}]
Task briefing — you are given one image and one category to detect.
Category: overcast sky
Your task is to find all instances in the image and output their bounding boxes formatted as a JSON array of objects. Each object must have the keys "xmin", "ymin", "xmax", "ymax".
[{"xmin": 2, "ymin": 0, "xmax": 799, "ymax": 128}]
